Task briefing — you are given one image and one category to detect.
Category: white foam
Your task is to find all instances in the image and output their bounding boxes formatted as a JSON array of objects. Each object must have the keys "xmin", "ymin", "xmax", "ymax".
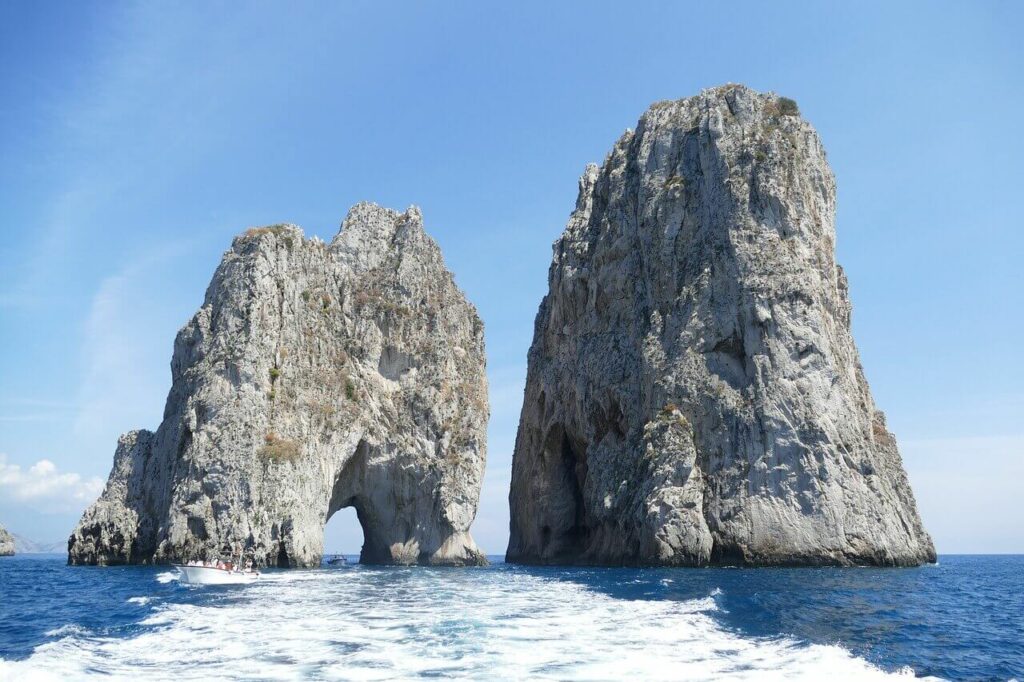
[
  {"xmin": 42, "ymin": 624, "xmax": 89, "ymax": 638},
  {"xmin": 0, "ymin": 569, "xmax": 937, "ymax": 680}
]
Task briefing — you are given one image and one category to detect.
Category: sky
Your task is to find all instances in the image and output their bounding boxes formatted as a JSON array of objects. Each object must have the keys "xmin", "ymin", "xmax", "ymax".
[{"xmin": 0, "ymin": 1, "xmax": 1021, "ymax": 555}]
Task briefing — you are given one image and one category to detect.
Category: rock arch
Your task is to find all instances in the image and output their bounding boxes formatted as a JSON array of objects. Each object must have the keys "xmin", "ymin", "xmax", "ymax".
[{"xmin": 69, "ymin": 204, "xmax": 488, "ymax": 567}]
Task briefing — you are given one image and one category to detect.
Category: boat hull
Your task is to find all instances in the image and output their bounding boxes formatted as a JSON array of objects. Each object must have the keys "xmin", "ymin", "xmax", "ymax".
[{"xmin": 174, "ymin": 565, "xmax": 259, "ymax": 585}]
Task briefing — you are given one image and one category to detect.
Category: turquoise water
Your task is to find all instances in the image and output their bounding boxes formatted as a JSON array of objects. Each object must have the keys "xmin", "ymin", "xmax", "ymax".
[{"xmin": 1, "ymin": 554, "xmax": 1020, "ymax": 680}]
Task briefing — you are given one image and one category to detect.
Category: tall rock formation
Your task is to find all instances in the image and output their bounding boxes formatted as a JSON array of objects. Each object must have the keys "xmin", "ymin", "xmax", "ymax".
[
  {"xmin": 70, "ymin": 204, "xmax": 488, "ymax": 567},
  {"xmin": 0, "ymin": 524, "xmax": 14, "ymax": 556},
  {"xmin": 507, "ymin": 85, "xmax": 935, "ymax": 567}
]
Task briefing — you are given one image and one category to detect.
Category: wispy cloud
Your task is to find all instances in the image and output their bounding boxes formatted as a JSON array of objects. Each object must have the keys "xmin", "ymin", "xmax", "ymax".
[
  {"xmin": 0, "ymin": 397, "xmax": 78, "ymax": 423},
  {"xmin": 1, "ymin": 4, "xmax": 272, "ymax": 309},
  {"xmin": 0, "ymin": 415, "xmax": 65, "ymax": 423},
  {"xmin": 71, "ymin": 268, "xmax": 148, "ymax": 443},
  {"xmin": 0, "ymin": 292, "xmax": 44, "ymax": 309},
  {"xmin": 0, "ymin": 453, "xmax": 104, "ymax": 512},
  {"xmin": 70, "ymin": 243, "xmax": 196, "ymax": 452}
]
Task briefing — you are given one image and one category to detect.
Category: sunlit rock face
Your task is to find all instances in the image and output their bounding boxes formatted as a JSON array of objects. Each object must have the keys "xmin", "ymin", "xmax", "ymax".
[
  {"xmin": 69, "ymin": 204, "xmax": 488, "ymax": 568},
  {"xmin": 0, "ymin": 524, "xmax": 14, "ymax": 556},
  {"xmin": 507, "ymin": 85, "xmax": 935, "ymax": 567}
]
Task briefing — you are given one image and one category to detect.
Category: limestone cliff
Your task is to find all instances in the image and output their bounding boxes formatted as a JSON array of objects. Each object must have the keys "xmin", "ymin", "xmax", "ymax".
[
  {"xmin": 70, "ymin": 204, "xmax": 488, "ymax": 567},
  {"xmin": 0, "ymin": 524, "xmax": 14, "ymax": 556},
  {"xmin": 507, "ymin": 85, "xmax": 935, "ymax": 567}
]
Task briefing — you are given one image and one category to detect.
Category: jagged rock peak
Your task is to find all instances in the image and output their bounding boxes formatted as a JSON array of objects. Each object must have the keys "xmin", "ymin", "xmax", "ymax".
[
  {"xmin": 0, "ymin": 524, "xmax": 14, "ymax": 556},
  {"xmin": 507, "ymin": 84, "xmax": 935, "ymax": 568},
  {"xmin": 70, "ymin": 204, "xmax": 488, "ymax": 568}
]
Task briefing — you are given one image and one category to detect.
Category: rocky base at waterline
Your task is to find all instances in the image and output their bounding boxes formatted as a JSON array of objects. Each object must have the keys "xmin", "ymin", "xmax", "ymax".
[
  {"xmin": 69, "ymin": 203, "xmax": 489, "ymax": 568},
  {"xmin": 0, "ymin": 524, "xmax": 14, "ymax": 556},
  {"xmin": 507, "ymin": 85, "xmax": 935, "ymax": 568}
]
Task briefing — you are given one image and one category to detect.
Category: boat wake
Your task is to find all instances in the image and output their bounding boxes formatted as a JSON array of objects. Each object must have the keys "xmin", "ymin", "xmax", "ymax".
[
  {"xmin": 0, "ymin": 569, "xmax": 932, "ymax": 680},
  {"xmin": 155, "ymin": 571, "xmax": 179, "ymax": 584}
]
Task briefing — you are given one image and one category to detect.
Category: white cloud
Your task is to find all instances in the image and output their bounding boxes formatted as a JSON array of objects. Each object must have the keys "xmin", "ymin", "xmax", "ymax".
[{"xmin": 0, "ymin": 454, "xmax": 104, "ymax": 513}]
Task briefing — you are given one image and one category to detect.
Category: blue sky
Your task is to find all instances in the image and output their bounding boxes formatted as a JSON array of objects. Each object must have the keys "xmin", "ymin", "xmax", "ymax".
[{"xmin": 1, "ymin": 1, "xmax": 1021, "ymax": 554}]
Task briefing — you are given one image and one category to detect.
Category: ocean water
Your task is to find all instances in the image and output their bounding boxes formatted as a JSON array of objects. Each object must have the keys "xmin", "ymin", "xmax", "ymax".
[{"xmin": 0, "ymin": 555, "xmax": 1020, "ymax": 681}]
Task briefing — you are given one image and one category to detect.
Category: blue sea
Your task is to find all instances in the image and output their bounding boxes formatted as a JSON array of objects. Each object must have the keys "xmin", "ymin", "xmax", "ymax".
[{"xmin": 0, "ymin": 554, "xmax": 1020, "ymax": 680}]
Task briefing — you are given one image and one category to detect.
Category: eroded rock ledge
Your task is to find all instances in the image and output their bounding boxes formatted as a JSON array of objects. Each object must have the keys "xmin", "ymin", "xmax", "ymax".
[
  {"xmin": 507, "ymin": 85, "xmax": 935, "ymax": 567},
  {"xmin": 70, "ymin": 204, "xmax": 488, "ymax": 567}
]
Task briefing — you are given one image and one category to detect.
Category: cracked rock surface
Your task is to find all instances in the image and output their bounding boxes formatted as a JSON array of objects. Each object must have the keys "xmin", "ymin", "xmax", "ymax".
[
  {"xmin": 70, "ymin": 204, "xmax": 488, "ymax": 567},
  {"xmin": 507, "ymin": 85, "xmax": 935, "ymax": 567}
]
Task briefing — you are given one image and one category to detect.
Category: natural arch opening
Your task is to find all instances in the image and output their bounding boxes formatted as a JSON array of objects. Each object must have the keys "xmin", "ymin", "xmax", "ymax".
[
  {"xmin": 322, "ymin": 507, "xmax": 362, "ymax": 561},
  {"xmin": 323, "ymin": 439, "xmax": 394, "ymax": 565}
]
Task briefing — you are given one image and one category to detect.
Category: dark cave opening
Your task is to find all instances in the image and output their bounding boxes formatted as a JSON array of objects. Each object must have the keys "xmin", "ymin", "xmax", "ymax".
[{"xmin": 559, "ymin": 431, "xmax": 590, "ymax": 555}]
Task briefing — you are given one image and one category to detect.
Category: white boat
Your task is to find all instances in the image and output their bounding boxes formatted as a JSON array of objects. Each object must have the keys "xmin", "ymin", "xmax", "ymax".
[
  {"xmin": 324, "ymin": 554, "xmax": 348, "ymax": 566},
  {"xmin": 174, "ymin": 563, "xmax": 260, "ymax": 585}
]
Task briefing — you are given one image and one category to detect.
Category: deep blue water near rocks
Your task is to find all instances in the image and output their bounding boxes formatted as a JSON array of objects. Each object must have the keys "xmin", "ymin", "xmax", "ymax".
[{"xmin": 0, "ymin": 554, "xmax": 1020, "ymax": 680}]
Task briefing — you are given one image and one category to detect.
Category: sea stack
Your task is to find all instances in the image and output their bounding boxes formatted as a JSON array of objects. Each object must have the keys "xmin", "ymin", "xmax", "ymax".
[
  {"xmin": 70, "ymin": 204, "xmax": 489, "ymax": 567},
  {"xmin": 507, "ymin": 85, "xmax": 935, "ymax": 567},
  {"xmin": 0, "ymin": 524, "xmax": 14, "ymax": 556}
]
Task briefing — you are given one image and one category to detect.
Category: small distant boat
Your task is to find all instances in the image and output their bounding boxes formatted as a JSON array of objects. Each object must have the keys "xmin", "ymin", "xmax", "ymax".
[
  {"xmin": 174, "ymin": 561, "xmax": 260, "ymax": 585},
  {"xmin": 324, "ymin": 554, "xmax": 348, "ymax": 566}
]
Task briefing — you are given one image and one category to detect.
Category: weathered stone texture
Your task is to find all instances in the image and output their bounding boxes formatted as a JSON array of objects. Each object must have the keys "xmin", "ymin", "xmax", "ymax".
[
  {"xmin": 507, "ymin": 85, "xmax": 935, "ymax": 567},
  {"xmin": 70, "ymin": 204, "xmax": 488, "ymax": 567}
]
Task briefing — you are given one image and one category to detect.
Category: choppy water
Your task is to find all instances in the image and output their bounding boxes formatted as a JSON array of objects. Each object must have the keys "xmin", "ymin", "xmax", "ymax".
[{"xmin": 0, "ymin": 555, "xmax": 1020, "ymax": 680}]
